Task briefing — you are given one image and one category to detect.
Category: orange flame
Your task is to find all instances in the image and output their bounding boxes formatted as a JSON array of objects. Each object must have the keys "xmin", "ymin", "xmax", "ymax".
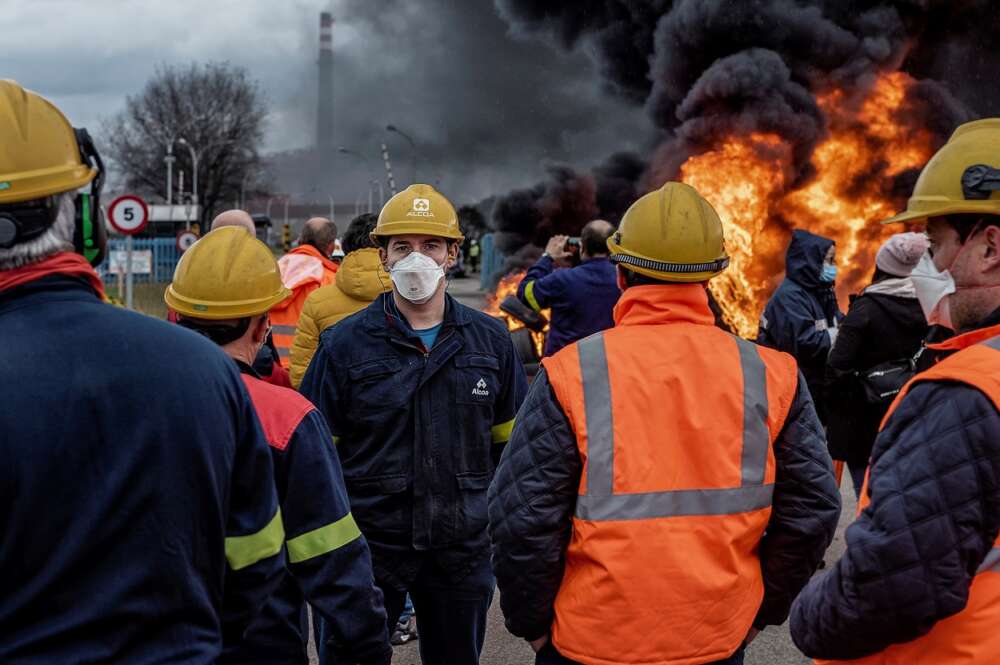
[
  {"xmin": 679, "ymin": 72, "xmax": 935, "ymax": 338},
  {"xmin": 485, "ymin": 271, "xmax": 548, "ymax": 357}
]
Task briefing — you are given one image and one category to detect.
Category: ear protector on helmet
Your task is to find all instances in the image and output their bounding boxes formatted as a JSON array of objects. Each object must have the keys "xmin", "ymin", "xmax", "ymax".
[
  {"xmin": 0, "ymin": 127, "xmax": 107, "ymax": 266},
  {"xmin": 72, "ymin": 128, "xmax": 107, "ymax": 267}
]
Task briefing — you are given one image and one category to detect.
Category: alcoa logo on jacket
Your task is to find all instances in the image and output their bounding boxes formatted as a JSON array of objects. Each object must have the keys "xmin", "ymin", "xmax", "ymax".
[
  {"xmin": 409, "ymin": 197, "xmax": 435, "ymax": 217},
  {"xmin": 472, "ymin": 377, "xmax": 490, "ymax": 397}
]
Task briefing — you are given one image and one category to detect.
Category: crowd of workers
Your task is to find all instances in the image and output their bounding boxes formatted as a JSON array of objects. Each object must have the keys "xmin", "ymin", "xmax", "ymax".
[{"xmin": 3, "ymin": 79, "xmax": 1000, "ymax": 665}]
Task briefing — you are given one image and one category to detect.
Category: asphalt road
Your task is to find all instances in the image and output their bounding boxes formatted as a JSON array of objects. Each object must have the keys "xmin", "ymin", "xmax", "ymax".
[{"xmin": 311, "ymin": 276, "xmax": 859, "ymax": 665}]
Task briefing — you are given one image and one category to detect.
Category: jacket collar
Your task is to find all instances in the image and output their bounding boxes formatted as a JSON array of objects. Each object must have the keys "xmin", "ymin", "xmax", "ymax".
[
  {"xmin": 613, "ymin": 284, "xmax": 715, "ymax": 328},
  {"xmin": 363, "ymin": 291, "xmax": 469, "ymax": 338},
  {"xmin": 0, "ymin": 252, "xmax": 106, "ymax": 300},
  {"xmin": 929, "ymin": 307, "xmax": 1000, "ymax": 352},
  {"xmin": 234, "ymin": 358, "xmax": 261, "ymax": 378},
  {"xmin": 286, "ymin": 243, "xmax": 339, "ymax": 274}
]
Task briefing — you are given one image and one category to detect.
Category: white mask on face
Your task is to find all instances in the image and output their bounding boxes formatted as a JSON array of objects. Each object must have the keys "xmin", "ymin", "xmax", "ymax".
[
  {"xmin": 389, "ymin": 251, "xmax": 445, "ymax": 304},
  {"xmin": 910, "ymin": 251, "xmax": 955, "ymax": 329}
]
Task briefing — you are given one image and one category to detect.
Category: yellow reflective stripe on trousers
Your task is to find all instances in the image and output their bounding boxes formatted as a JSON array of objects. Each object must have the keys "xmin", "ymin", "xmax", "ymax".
[
  {"xmin": 574, "ymin": 333, "xmax": 774, "ymax": 521},
  {"xmin": 491, "ymin": 418, "xmax": 516, "ymax": 443},
  {"xmin": 524, "ymin": 281, "xmax": 542, "ymax": 312},
  {"xmin": 226, "ymin": 508, "xmax": 285, "ymax": 571},
  {"xmin": 287, "ymin": 513, "xmax": 362, "ymax": 564},
  {"xmin": 331, "ymin": 435, "xmax": 340, "ymax": 445}
]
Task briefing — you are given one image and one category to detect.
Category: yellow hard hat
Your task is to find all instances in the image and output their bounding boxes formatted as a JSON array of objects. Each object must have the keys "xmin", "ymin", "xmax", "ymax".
[
  {"xmin": 607, "ymin": 181, "xmax": 730, "ymax": 282},
  {"xmin": 0, "ymin": 80, "xmax": 97, "ymax": 205},
  {"xmin": 884, "ymin": 118, "xmax": 1000, "ymax": 225},
  {"xmin": 165, "ymin": 227, "xmax": 292, "ymax": 319},
  {"xmin": 372, "ymin": 183, "xmax": 464, "ymax": 242}
]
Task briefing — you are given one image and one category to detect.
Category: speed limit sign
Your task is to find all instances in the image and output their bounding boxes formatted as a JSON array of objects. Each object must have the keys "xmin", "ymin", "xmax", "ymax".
[
  {"xmin": 108, "ymin": 195, "xmax": 149, "ymax": 235},
  {"xmin": 176, "ymin": 229, "xmax": 199, "ymax": 252}
]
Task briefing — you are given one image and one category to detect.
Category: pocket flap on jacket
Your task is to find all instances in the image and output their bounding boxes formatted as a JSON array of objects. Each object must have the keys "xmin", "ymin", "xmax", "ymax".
[
  {"xmin": 348, "ymin": 358, "xmax": 402, "ymax": 381},
  {"xmin": 348, "ymin": 474, "xmax": 409, "ymax": 495},
  {"xmin": 456, "ymin": 471, "xmax": 491, "ymax": 491},
  {"xmin": 454, "ymin": 355, "xmax": 499, "ymax": 370}
]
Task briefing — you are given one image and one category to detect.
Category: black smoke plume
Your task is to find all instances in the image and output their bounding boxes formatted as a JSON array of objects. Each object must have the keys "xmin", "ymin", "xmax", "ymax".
[
  {"xmin": 489, "ymin": 152, "xmax": 646, "ymax": 281},
  {"xmin": 489, "ymin": 0, "xmax": 988, "ymax": 269}
]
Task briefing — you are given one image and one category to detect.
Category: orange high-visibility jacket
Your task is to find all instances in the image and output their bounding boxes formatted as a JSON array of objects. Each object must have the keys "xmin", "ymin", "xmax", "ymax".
[
  {"xmin": 271, "ymin": 245, "xmax": 338, "ymax": 367},
  {"xmin": 817, "ymin": 327, "xmax": 1000, "ymax": 665},
  {"xmin": 542, "ymin": 285, "xmax": 799, "ymax": 665}
]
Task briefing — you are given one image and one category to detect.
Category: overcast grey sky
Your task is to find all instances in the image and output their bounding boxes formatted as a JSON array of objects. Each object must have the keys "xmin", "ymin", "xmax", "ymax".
[{"xmin": 2, "ymin": 0, "xmax": 651, "ymax": 205}]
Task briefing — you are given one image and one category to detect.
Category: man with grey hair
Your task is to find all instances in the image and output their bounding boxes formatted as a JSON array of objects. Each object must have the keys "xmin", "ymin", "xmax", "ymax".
[{"xmin": 0, "ymin": 80, "xmax": 285, "ymax": 663}]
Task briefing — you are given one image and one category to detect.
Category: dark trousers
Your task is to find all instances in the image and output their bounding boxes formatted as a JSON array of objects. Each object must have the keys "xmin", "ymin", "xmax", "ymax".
[
  {"xmin": 314, "ymin": 555, "xmax": 494, "ymax": 665},
  {"xmin": 535, "ymin": 640, "xmax": 746, "ymax": 665},
  {"xmin": 381, "ymin": 555, "xmax": 495, "ymax": 665},
  {"xmin": 848, "ymin": 461, "xmax": 868, "ymax": 501}
]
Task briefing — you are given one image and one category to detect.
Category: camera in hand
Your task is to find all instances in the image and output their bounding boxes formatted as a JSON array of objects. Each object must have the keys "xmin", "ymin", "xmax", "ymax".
[{"xmin": 564, "ymin": 237, "xmax": 581, "ymax": 265}]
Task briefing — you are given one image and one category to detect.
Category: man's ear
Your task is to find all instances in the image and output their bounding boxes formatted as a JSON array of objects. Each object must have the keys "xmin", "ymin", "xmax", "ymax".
[
  {"xmin": 378, "ymin": 246, "xmax": 390, "ymax": 270},
  {"xmin": 253, "ymin": 315, "xmax": 270, "ymax": 345},
  {"xmin": 446, "ymin": 241, "xmax": 460, "ymax": 268},
  {"xmin": 982, "ymin": 225, "xmax": 1000, "ymax": 272},
  {"xmin": 616, "ymin": 265, "xmax": 627, "ymax": 291}
]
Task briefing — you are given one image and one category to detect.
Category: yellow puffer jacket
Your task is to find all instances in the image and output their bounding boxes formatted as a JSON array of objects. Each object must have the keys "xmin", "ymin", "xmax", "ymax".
[{"xmin": 289, "ymin": 248, "xmax": 391, "ymax": 388}]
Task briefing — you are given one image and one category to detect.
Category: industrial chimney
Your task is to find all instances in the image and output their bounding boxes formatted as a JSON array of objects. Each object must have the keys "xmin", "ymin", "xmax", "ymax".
[{"xmin": 317, "ymin": 12, "xmax": 334, "ymax": 154}]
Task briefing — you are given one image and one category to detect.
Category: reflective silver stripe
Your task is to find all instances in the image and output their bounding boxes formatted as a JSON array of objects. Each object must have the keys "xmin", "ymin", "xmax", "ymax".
[
  {"xmin": 579, "ymin": 334, "xmax": 614, "ymax": 497},
  {"xmin": 977, "ymin": 547, "xmax": 1000, "ymax": 574},
  {"xmin": 984, "ymin": 335, "xmax": 1000, "ymax": 352},
  {"xmin": 277, "ymin": 346, "xmax": 290, "ymax": 357},
  {"xmin": 574, "ymin": 334, "xmax": 774, "ymax": 522},
  {"xmin": 272, "ymin": 325, "xmax": 297, "ymax": 336},
  {"xmin": 577, "ymin": 484, "xmax": 774, "ymax": 521},
  {"xmin": 736, "ymin": 338, "xmax": 770, "ymax": 486}
]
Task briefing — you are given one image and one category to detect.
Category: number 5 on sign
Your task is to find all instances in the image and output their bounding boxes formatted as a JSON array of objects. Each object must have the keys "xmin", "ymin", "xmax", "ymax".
[{"xmin": 108, "ymin": 195, "xmax": 149, "ymax": 235}]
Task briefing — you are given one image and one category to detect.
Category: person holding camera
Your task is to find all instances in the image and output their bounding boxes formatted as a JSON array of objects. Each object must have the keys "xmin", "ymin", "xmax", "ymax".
[
  {"xmin": 823, "ymin": 232, "xmax": 930, "ymax": 498},
  {"xmin": 516, "ymin": 219, "xmax": 620, "ymax": 356}
]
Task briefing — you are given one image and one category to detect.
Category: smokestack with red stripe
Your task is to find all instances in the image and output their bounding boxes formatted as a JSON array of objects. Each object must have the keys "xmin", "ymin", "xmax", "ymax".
[{"xmin": 317, "ymin": 12, "xmax": 334, "ymax": 153}]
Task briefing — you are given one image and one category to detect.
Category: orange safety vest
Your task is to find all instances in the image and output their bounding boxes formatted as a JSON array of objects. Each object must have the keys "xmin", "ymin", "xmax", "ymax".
[
  {"xmin": 542, "ymin": 285, "xmax": 799, "ymax": 665},
  {"xmin": 270, "ymin": 245, "xmax": 338, "ymax": 367},
  {"xmin": 817, "ymin": 325, "xmax": 1000, "ymax": 665}
]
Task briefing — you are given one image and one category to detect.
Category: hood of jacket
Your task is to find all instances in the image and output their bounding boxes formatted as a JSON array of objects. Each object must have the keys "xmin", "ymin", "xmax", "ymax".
[
  {"xmin": 336, "ymin": 248, "xmax": 390, "ymax": 302},
  {"xmin": 785, "ymin": 229, "xmax": 835, "ymax": 291}
]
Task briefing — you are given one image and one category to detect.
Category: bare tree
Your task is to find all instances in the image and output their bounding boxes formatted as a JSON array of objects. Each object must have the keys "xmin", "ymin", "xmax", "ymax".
[{"xmin": 102, "ymin": 62, "xmax": 268, "ymax": 222}]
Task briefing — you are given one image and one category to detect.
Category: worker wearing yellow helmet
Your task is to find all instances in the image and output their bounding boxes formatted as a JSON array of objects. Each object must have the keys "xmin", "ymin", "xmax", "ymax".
[
  {"xmin": 166, "ymin": 227, "xmax": 392, "ymax": 665},
  {"xmin": 0, "ymin": 80, "xmax": 286, "ymax": 662},
  {"xmin": 299, "ymin": 184, "xmax": 528, "ymax": 664},
  {"xmin": 792, "ymin": 119, "xmax": 1000, "ymax": 665},
  {"xmin": 490, "ymin": 182, "xmax": 840, "ymax": 665}
]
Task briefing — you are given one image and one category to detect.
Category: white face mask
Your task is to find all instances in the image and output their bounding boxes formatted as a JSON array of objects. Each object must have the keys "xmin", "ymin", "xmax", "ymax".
[
  {"xmin": 910, "ymin": 251, "xmax": 955, "ymax": 329},
  {"xmin": 389, "ymin": 251, "xmax": 446, "ymax": 304}
]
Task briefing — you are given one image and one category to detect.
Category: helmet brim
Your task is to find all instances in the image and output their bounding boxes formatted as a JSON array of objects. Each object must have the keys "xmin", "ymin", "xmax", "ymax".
[{"xmin": 165, "ymin": 285, "xmax": 292, "ymax": 320}]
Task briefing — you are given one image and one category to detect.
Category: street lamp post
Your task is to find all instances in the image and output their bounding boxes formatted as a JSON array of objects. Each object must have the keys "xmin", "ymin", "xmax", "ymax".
[
  {"xmin": 386, "ymin": 124, "xmax": 417, "ymax": 185},
  {"xmin": 178, "ymin": 137, "xmax": 236, "ymax": 222},
  {"xmin": 164, "ymin": 138, "xmax": 177, "ymax": 206},
  {"xmin": 177, "ymin": 138, "xmax": 199, "ymax": 217}
]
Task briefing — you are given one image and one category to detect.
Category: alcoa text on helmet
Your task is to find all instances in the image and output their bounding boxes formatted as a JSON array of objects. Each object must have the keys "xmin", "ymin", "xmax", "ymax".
[{"xmin": 371, "ymin": 183, "xmax": 464, "ymax": 243}]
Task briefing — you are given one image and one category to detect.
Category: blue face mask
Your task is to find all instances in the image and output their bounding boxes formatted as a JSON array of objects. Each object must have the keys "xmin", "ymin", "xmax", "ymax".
[{"xmin": 821, "ymin": 263, "xmax": 838, "ymax": 283}]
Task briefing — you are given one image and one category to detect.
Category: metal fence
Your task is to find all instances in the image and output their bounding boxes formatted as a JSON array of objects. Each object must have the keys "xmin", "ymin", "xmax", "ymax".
[{"xmin": 97, "ymin": 237, "xmax": 181, "ymax": 284}]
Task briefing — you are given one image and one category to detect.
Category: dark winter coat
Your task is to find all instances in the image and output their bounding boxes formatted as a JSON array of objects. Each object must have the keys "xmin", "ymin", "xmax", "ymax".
[
  {"xmin": 516, "ymin": 255, "xmax": 621, "ymax": 356},
  {"xmin": 758, "ymin": 230, "xmax": 843, "ymax": 421},
  {"xmin": 824, "ymin": 279, "xmax": 928, "ymax": 465},
  {"xmin": 790, "ymin": 308, "xmax": 1000, "ymax": 660},
  {"xmin": 299, "ymin": 293, "xmax": 528, "ymax": 590},
  {"xmin": 0, "ymin": 275, "xmax": 285, "ymax": 664}
]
